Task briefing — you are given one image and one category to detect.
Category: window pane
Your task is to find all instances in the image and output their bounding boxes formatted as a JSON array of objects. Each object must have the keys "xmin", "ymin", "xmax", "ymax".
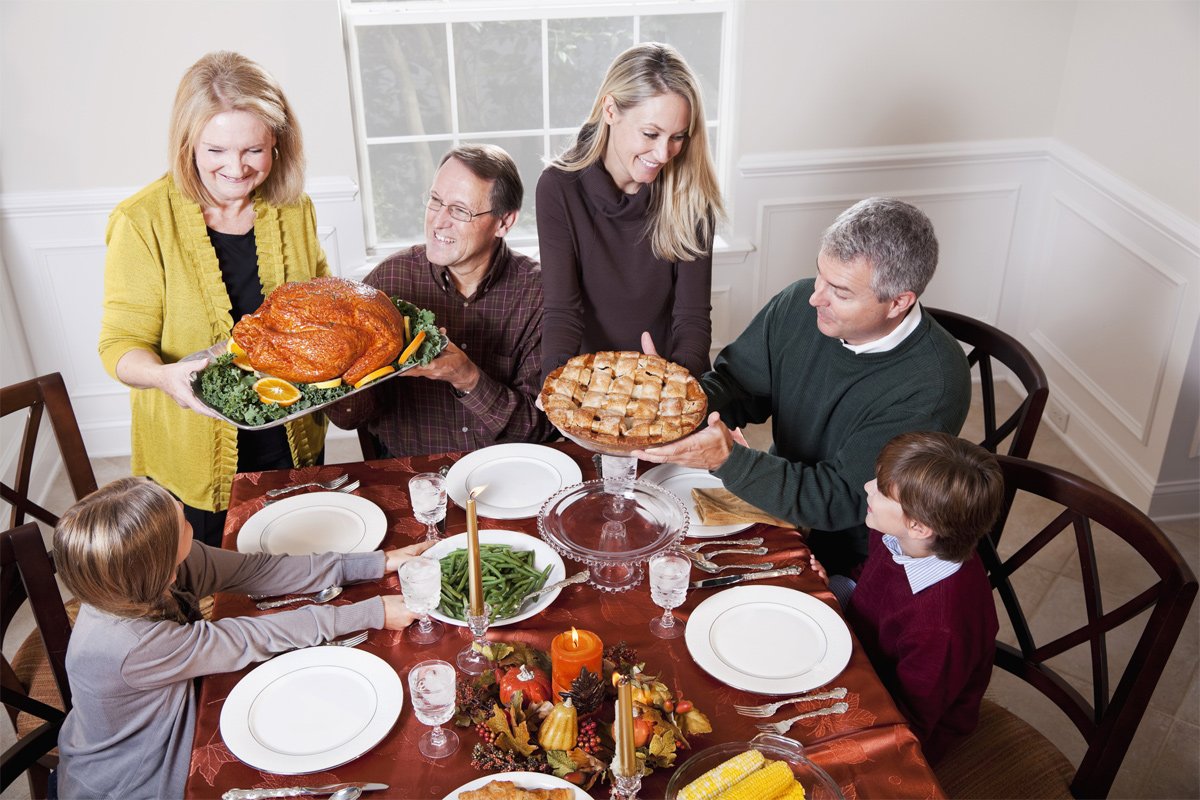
[
  {"xmin": 640, "ymin": 13, "xmax": 723, "ymax": 118},
  {"xmin": 454, "ymin": 21, "xmax": 542, "ymax": 132},
  {"xmin": 368, "ymin": 140, "xmax": 449, "ymax": 243},
  {"xmin": 357, "ymin": 24, "xmax": 452, "ymax": 138},
  {"xmin": 547, "ymin": 17, "xmax": 634, "ymax": 129},
  {"xmin": 548, "ymin": 133, "xmax": 575, "ymax": 162},
  {"xmin": 462, "ymin": 135, "xmax": 544, "ymax": 240}
]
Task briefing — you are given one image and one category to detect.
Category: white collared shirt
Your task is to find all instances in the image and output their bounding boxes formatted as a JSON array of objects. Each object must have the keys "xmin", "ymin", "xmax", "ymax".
[
  {"xmin": 841, "ymin": 304, "xmax": 923, "ymax": 354},
  {"xmin": 882, "ymin": 533, "xmax": 961, "ymax": 594}
]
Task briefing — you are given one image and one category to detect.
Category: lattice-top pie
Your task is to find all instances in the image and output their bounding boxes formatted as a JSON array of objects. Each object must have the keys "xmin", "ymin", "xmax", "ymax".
[{"xmin": 540, "ymin": 351, "xmax": 707, "ymax": 448}]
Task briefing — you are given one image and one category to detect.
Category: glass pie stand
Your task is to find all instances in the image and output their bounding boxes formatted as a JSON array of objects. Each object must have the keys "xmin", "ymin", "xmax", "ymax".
[
  {"xmin": 538, "ymin": 479, "xmax": 687, "ymax": 592},
  {"xmin": 664, "ymin": 733, "xmax": 845, "ymax": 800}
]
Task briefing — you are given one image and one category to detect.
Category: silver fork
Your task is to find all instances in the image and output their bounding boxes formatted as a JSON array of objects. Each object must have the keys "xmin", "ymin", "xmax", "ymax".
[
  {"xmin": 324, "ymin": 630, "xmax": 368, "ymax": 648},
  {"xmin": 754, "ymin": 702, "xmax": 850, "ymax": 734},
  {"xmin": 264, "ymin": 474, "xmax": 350, "ymax": 497},
  {"xmin": 682, "ymin": 537, "xmax": 765, "ymax": 551},
  {"xmin": 734, "ymin": 687, "xmax": 849, "ymax": 717},
  {"xmin": 263, "ymin": 479, "xmax": 360, "ymax": 506},
  {"xmin": 690, "ymin": 556, "xmax": 775, "ymax": 574},
  {"xmin": 687, "ymin": 547, "xmax": 769, "ymax": 558}
]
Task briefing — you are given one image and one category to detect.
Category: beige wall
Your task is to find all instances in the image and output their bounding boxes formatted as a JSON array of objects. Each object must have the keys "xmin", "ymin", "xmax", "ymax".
[
  {"xmin": 1052, "ymin": 0, "xmax": 1200, "ymax": 221},
  {"xmin": 734, "ymin": 0, "xmax": 1076, "ymax": 151},
  {"xmin": 0, "ymin": 0, "xmax": 357, "ymax": 193}
]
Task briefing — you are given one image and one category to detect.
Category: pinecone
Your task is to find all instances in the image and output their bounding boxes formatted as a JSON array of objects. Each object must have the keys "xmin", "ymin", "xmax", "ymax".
[{"xmin": 560, "ymin": 666, "xmax": 606, "ymax": 715}]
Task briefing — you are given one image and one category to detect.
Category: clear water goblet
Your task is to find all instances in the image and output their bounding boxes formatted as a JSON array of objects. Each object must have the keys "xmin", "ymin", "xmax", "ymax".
[
  {"xmin": 409, "ymin": 472, "xmax": 447, "ymax": 541},
  {"xmin": 648, "ymin": 551, "xmax": 690, "ymax": 639},
  {"xmin": 398, "ymin": 556, "xmax": 444, "ymax": 645},
  {"xmin": 407, "ymin": 659, "xmax": 460, "ymax": 759}
]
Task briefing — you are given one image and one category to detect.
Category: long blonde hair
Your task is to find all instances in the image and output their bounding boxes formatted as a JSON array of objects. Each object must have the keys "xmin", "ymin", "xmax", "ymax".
[
  {"xmin": 168, "ymin": 51, "xmax": 307, "ymax": 208},
  {"xmin": 54, "ymin": 477, "xmax": 189, "ymax": 623},
  {"xmin": 553, "ymin": 42, "xmax": 724, "ymax": 262}
]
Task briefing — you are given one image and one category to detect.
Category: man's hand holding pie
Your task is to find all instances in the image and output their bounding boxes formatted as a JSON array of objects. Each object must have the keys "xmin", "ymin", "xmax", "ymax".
[{"xmin": 633, "ymin": 411, "xmax": 734, "ymax": 470}]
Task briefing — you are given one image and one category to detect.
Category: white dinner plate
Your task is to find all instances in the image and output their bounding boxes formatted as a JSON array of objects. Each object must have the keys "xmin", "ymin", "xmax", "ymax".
[
  {"xmin": 640, "ymin": 463, "xmax": 755, "ymax": 538},
  {"xmin": 444, "ymin": 771, "xmax": 589, "ymax": 799},
  {"xmin": 445, "ymin": 444, "xmax": 583, "ymax": 519},
  {"xmin": 423, "ymin": 529, "xmax": 566, "ymax": 628},
  {"xmin": 685, "ymin": 585, "xmax": 852, "ymax": 695},
  {"xmin": 219, "ymin": 647, "xmax": 403, "ymax": 774},
  {"xmin": 236, "ymin": 492, "xmax": 387, "ymax": 555}
]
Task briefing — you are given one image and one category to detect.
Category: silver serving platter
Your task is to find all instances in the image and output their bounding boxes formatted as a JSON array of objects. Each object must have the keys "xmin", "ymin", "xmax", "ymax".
[{"xmin": 184, "ymin": 332, "xmax": 448, "ymax": 431}]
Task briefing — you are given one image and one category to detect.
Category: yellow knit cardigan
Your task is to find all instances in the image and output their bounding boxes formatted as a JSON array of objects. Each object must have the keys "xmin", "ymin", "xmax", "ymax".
[{"xmin": 99, "ymin": 175, "xmax": 329, "ymax": 511}]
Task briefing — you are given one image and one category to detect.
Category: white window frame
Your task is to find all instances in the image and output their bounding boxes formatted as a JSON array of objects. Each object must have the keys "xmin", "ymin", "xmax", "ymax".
[{"xmin": 342, "ymin": 0, "xmax": 738, "ymax": 256}]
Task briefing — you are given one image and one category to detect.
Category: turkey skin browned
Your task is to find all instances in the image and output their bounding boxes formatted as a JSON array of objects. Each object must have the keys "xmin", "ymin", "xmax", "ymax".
[{"xmin": 232, "ymin": 276, "xmax": 405, "ymax": 385}]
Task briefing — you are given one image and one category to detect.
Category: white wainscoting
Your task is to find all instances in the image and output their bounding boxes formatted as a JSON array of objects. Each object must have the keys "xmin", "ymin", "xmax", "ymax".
[
  {"xmin": 0, "ymin": 177, "xmax": 367, "ymax": 459},
  {"xmin": 726, "ymin": 140, "xmax": 1199, "ymax": 517}
]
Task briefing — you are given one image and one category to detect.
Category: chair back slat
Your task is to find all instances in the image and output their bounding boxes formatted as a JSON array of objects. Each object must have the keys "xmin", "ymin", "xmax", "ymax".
[
  {"xmin": 984, "ymin": 455, "xmax": 1198, "ymax": 798},
  {"xmin": 1, "ymin": 522, "xmax": 74, "ymax": 796},
  {"xmin": 1, "ymin": 372, "xmax": 98, "ymax": 529},
  {"xmin": 928, "ymin": 308, "xmax": 1050, "ymax": 459}
]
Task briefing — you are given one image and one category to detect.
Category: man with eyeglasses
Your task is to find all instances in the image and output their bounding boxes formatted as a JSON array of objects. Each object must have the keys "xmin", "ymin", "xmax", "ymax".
[{"xmin": 326, "ymin": 144, "xmax": 554, "ymax": 456}]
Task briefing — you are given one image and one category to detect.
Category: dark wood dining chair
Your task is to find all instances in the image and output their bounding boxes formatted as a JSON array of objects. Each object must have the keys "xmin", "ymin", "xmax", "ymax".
[
  {"xmin": 935, "ymin": 456, "xmax": 1198, "ymax": 799},
  {"xmin": 2, "ymin": 373, "xmax": 98, "ymax": 529},
  {"xmin": 2, "ymin": 522, "xmax": 75, "ymax": 798},
  {"xmin": 927, "ymin": 307, "xmax": 1049, "ymax": 460}
]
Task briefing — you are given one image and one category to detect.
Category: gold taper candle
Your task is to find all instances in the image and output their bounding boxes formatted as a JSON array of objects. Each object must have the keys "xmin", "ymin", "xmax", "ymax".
[
  {"xmin": 616, "ymin": 677, "xmax": 636, "ymax": 778},
  {"xmin": 466, "ymin": 487, "xmax": 485, "ymax": 616}
]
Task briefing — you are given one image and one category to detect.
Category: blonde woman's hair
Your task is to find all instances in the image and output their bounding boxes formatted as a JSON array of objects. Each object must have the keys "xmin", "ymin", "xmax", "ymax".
[
  {"xmin": 54, "ymin": 477, "xmax": 189, "ymax": 623},
  {"xmin": 552, "ymin": 42, "xmax": 724, "ymax": 262},
  {"xmin": 168, "ymin": 51, "xmax": 306, "ymax": 207}
]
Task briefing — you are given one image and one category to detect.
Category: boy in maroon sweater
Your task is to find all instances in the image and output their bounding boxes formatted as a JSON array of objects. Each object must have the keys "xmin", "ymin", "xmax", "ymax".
[{"xmin": 815, "ymin": 431, "xmax": 1004, "ymax": 764}]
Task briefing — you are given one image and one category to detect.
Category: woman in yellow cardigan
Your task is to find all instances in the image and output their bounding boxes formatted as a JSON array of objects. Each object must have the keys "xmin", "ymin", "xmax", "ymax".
[{"xmin": 99, "ymin": 51, "xmax": 327, "ymax": 546}]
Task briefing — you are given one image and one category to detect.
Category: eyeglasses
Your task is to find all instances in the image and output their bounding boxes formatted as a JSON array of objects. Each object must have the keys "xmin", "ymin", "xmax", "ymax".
[{"xmin": 425, "ymin": 193, "xmax": 493, "ymax": 223}]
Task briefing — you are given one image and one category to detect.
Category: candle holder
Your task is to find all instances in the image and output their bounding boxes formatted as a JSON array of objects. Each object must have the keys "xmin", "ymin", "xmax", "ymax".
[
  {"xmin": 609, "ymin": 770, "xmax": 642, "ymax": 799},
  {"xmin": 456, "ymin": 601, "xmax": 492, "ymax": 675}
]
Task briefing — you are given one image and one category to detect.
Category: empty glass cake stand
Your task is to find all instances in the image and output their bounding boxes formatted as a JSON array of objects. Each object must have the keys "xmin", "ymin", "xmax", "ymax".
[{"xmin": 538, "ymin": 432, "xmax": 688, "ymax": 593}]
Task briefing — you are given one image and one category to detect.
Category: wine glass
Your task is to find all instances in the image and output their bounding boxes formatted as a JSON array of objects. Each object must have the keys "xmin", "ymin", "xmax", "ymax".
[
  {"xmin": 398, "ymin": 556, "xmax": 444, "ymax": 645},
  {"xmin": 409, "ymin": 472, "xmax": 447, "ymax": 541},
  {"xmin": 407, "ymin": 659, "xmax": 460, "ymax": 759},
  {"xmin": 648, "ymin": 551, "xmax": 690, "ymax": 639}
]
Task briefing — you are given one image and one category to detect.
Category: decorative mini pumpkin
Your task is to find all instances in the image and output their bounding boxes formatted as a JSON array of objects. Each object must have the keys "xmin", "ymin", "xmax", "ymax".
[
  {"xmin": 538, "ymin": 697, "xmax": 579, "ymax": 750},
  {"xmin": 499, "ymin": 664, "xmax": 552, "ymax": 706}
]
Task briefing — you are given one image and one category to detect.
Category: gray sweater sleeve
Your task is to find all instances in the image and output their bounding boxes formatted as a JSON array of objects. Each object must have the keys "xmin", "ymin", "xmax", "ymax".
[{"xmin": 178, "ymin": 540, "xmax": 385, "ymax": 598}]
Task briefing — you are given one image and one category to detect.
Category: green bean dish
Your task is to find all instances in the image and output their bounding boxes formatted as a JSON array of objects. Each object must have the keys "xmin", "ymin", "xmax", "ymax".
[{"xmin": 438, "ymin": 544, "xmax": 553, "ymax": 621}]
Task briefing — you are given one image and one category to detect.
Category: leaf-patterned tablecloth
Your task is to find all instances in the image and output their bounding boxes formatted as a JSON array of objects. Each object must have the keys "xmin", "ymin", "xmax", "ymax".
[{"xmin": 186, "ymin": 443, "xmax": 945, "ymax": 799}]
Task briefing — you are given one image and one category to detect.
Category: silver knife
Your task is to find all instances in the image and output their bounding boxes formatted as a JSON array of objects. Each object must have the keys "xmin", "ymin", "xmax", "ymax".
[
  {"xmin": 691, "ymin": 565, "xmax": 804, "ymax": 589},
  {"xmin": 222, "ymin": 783, "xmax": 387, "ymax": 800}
]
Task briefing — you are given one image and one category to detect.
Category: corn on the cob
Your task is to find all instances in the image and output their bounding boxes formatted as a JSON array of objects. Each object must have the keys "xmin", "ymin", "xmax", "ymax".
[
  {"xmin": 778, "ymin": 780, "xmax": 807, "ymax": 800},
  {"xmin": 677, "ymin": 749, "xmax": 767, "ymax": 800},
  {"xmin": 713, "ymin": 759, "xmax": 794, "ymax": 800}
]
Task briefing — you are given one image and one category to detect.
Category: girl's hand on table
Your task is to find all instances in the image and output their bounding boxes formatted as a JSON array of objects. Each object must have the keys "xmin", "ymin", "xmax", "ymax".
[
  {"xmin": 383, "ymin": 540, "xmax": 435, "ymax": 573},
  {"xmin": 380, "ymin": 595, "xmax": 420, "ymax": 630},
  {"xmin": 809, "ymin": 553, "xmax": 829, "ymax": 584}
]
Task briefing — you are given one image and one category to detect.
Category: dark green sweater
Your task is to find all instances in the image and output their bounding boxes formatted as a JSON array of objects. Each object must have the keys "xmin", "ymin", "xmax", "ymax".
[{"xmin": 708, "ymin": 279, "xmax": 970, "ymax": 555}]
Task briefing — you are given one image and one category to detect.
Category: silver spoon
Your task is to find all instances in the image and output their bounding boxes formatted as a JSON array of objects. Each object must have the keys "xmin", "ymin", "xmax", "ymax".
[
  {"xmin": 517, "ymin": 570, "xmax": 590, "ymax": 608},
  {"xmin": 256, "ymin": 585, "xmax": 343, "ymax": 610},
  {"xmin": 329, "ymin": 788, "xmax": 363, "ymax": 800}
]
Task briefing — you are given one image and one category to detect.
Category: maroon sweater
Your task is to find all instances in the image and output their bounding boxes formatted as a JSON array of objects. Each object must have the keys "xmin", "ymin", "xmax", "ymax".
[
  {"xmin": 536, "ymin": 163, "xmax": 712, "ymax": 379},
  {"xmin": 846, "ymin": 531, "xmax": 997, "ymax": 764}
]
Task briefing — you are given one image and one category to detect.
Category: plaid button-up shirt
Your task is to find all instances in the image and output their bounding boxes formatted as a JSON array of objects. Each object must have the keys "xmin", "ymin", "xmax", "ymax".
[{"xmin": 326, "ymin": 242, "xmax": 555, "ymax": 456}]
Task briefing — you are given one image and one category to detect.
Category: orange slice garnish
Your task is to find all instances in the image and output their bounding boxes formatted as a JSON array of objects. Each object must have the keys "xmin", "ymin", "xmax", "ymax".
[
  {"xmin": 397, "ymin": 329, "xmax": 427, "ymax": 365},
  {"xmin": 253, "ymin": 377, "xmax": 301, "ymax": 407},
  {"xmin": 353, "ymin": 365, "xmax": 395, "ymax": 389},
  {"xmin": 312, "ymin": 377, "xmax": 343, "ymax": 389},
  {"xmin": 227, "ymin": 339, "xmax": 254, "ymax": 371}
]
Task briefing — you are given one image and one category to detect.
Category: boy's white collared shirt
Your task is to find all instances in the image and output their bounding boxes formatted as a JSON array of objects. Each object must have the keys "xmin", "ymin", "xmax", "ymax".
[{"xmin": 882, "ymin": 533, "xmax": 961, "ymax": 594}]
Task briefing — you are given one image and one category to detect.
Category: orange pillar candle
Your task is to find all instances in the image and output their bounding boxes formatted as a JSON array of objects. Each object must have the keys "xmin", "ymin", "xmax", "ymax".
[
  {"xmin": 550, "ymin": 627, "xmax": 603, "ymax": 697},
  {"xmin": 466, "ymin": 487, "xmax": 485, "ymax": 616}
]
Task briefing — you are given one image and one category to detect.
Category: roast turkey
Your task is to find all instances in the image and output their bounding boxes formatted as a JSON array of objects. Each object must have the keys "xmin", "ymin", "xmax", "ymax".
[{"xmin": 232, "ymin": 276, "xmax": 405, "ymax": 385}]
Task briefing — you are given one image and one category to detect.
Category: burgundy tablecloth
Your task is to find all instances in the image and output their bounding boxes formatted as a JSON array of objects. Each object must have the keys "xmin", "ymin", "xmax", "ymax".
[{"xmin": 185, "ymin": 443, "xmax": 945, "ymax": 799}]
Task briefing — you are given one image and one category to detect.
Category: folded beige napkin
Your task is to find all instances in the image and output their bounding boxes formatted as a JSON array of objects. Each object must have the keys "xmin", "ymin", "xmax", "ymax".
[{"xmin": 691, "ymin": 487, "xmax": 797, "ymax": 529}]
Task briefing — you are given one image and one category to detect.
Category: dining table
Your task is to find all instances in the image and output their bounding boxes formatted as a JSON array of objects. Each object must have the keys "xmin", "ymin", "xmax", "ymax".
[{"xmin": 185, "ymin": 441, "xmax": 946, "ymax": 799}]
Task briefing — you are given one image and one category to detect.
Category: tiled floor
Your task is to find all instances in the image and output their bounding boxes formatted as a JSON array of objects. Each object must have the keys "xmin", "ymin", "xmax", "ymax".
[{"xmin": 3, "ymin": 385, "xmax": 1197, "ymax": 799}]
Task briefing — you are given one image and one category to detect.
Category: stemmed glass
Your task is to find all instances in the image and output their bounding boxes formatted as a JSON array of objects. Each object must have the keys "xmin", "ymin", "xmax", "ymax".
[
  {"xmin": 409, "ymin": 472, "xmax": 447, "ymax": 541},
  {"xmin": 648, "ymin": 551, "xmax": 690, "ymax": 639},
  {"xmin": 398, "ymin": 556, "xmax": 444, "ymax": 645},
  {"xmin": 456, "ymin": 601, "xmax": 493, "ymax": 675},
  {"xmin": 407, "ymin": 659, "xmax": 460, "ymax": 758}
]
